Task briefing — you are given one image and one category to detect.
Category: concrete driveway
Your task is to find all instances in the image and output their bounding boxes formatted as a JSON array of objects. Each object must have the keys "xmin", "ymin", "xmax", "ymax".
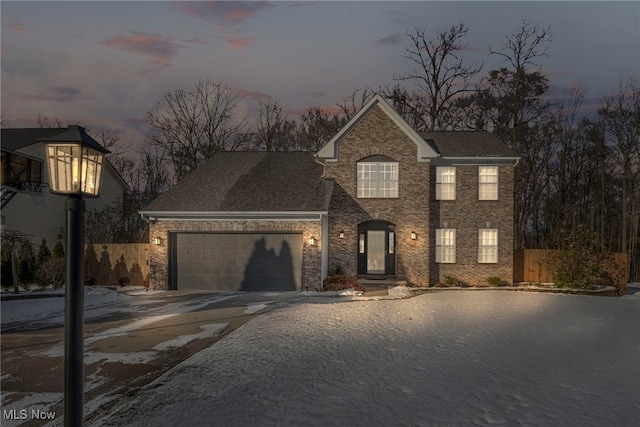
[{"xmin": 1, "ymin": 290, "xmax": 299, "ymax": 426}]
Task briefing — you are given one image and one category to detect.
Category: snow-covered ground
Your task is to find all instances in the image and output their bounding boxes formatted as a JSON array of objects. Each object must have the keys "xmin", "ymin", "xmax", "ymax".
[{"xmin": 89, "ymin": 287, "xmax": 640, "ymax": 427}]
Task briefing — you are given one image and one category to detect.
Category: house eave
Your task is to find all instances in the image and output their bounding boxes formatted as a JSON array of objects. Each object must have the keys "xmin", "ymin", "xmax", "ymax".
[
  {"xmin": 139, "ymin": 211, "xmax": 328, "ymax": 221},
  {"xmin": 432, "ymin": 156, "xmax": 521, "ymax": 166}
]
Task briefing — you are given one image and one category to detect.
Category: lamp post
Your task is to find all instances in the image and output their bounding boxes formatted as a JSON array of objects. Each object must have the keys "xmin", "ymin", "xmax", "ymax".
[{"xmin": 42, "ymin": 126, "xmax": 108, "ymax": 426}]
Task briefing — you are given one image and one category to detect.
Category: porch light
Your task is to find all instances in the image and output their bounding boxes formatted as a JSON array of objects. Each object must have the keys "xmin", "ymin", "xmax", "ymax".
[
  {"xmin": 309, "ymin": 236, "xmax": 317, "ymax": 246},
  {"xmin": 41, "ymin": 125, "xmax": 109, "ymax": 427},
  {"xmin": 339, "ymin": 231, "xmax": 345, "ymax": 239},
  {"xmin": 154, "ymin": 237, "xmax": 162, "ymax": 246},
  {"xmin": 411, "ymin": 231, "xmax": 417, "ymax": 240}
]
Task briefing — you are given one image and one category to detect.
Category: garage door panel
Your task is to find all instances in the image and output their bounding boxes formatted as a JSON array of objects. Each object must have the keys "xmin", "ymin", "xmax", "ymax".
[{"xmin": 172, "ymin": 232, "xmax": 302, "ymax": 292}]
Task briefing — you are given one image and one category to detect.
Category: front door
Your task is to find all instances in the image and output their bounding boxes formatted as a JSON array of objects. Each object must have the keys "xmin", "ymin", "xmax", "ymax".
[{"xmin": 357, "ymin": 221, "xmax": 396, "ymax": 276}]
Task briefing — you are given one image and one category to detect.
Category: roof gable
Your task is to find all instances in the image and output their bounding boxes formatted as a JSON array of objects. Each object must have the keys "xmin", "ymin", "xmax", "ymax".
[{"xmin": 316, "ymin": 94, "xmax": 439, "ymax": 162}]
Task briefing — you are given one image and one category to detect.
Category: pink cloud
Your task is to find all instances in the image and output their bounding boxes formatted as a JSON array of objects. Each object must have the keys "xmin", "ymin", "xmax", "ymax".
[
  {"xmin": 178, "ymin": 1, "xmax": 274, "ymax": 24},
  {"xmin": 226, "ymin": 36, "xmax": 256, "ymax": 49},
  {"xmin": 10, "ymin": 21, "xmax": 28, "ymax": 34},
  {"xmin": 232, "ymin": 88, "xmax": 272, "ymax": 102},
  {"xmin": 24, "ymin": 86, "xmax": 92, "ymax": 103},
  {"xmin": 308, "ymin": 91, "xmax": 328, "ymax": 99},
  {"xmin": 101, "ymin": 33, "xmax": 182, "ymax": 65}
]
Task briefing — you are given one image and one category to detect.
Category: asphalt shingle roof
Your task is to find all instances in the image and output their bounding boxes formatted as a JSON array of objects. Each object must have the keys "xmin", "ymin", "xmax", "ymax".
[
  {"xmin": 1, "ymin": 128, "xmax": 67, "ymax": 151},
  {"xmin": 142, "ymin": 152, "xmax": 330, "ymax": 212},
  {"xmin": 418, "ymin": 131, "xmax": 517, "ymax": 158}
]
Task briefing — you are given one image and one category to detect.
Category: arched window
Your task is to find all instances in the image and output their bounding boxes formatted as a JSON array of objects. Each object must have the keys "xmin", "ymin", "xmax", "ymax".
[{"xmin": 356, "ymin": 155, "xmax": 398, "ymax": 198}]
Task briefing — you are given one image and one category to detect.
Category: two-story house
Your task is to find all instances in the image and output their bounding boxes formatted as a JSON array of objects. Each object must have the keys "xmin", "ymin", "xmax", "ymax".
[
  {"xmin": 1, "ymin": 126, "xmax": 128, "ymax": 249},
  {"xmin": 140, "ymin": 95, "xmax": 519, "ymax": 291}
]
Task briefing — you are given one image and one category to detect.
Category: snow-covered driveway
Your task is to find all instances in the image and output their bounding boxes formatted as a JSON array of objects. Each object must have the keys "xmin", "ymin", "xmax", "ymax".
[{"xmin": 92, "ymin": 290, "xmax": 640, "ymax": 427}]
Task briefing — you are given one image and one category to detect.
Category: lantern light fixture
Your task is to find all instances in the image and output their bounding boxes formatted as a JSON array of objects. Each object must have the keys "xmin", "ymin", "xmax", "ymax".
[
  {"xmin": 309, "ymin": 236, "xmax": 317, "ymax": 246},
  {"xmin": 339, "ymin": 231, "xmax": 345, "ymax": 239},
  {"xmin": 411, "ymin": 231, "xmax": 417, "ymax": 240},
  {"xmin": 43, "ymin": 125, "xmax": 109, "ymax": 197}
]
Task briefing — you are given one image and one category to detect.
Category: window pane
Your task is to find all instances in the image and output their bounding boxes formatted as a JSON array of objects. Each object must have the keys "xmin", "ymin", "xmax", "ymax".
[
  {"xmin": 436, "ymin": 167, "xmax": 456, "ymax": 200},
  {"xmin": 478, "ymin": 229, "xmax": 498, "ymax": 263},
  {"xmin": 436, "ymin": 229, "xmax": 456, "ymax": 263},
  {"xmin": 357, "ymin": 161, "xmax": 398, "ymax": 198},
  {"xmin": 479, "ymin": 167, "xmax": 498, "ymax": 200}
]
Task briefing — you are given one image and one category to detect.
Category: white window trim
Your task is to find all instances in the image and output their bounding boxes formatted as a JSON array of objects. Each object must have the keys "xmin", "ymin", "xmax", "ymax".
[
  {"xmin": 478, "ymin": 228, "xmax": 498, "ymax": 263},
  {"xmin": 357, "ymin": 161, "xmax": 399, "ymax": 198},
  {"xmin": 479, "ymin": 166, "xmax": 499, "ymax": 200},
  {"xmin": 436, "ymin": 228, "xmax": 456, "ymax": 263},
  {"xmin": 436, "ymin": 166, "xmax": 456, "ymax": 200}
]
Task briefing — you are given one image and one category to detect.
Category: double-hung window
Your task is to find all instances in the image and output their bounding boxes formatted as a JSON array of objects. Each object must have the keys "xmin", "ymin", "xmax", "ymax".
[
  {"xmin": 436, "ymin": 167, "xmax": 456, "ymax": 200},
  {"xmin": 357, "ymin": 158, "xmax": 398, "ymax": 198},
  {"xmin": 479, "ymin": 166, "xmax": 498, "ymax": 200},
  {"xmin": 478, "ymin": 228, "xmax": 498, "ymax": 263},
  {"xmin": 436, "ymin": 229, "xmax": 456, "ymax": 263}
]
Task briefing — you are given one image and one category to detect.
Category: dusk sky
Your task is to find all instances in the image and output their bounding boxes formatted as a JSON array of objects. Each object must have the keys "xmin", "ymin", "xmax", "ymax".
[{"xmin": 2, "ymin": 1, "xmax": 638, "ymax": 152}]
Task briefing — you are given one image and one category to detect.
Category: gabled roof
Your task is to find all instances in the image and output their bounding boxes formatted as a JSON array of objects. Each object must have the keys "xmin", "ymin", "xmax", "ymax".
[
  {"xmin": 140, "ymin": 152, "xmax": 330, "ymax": 218},
  {"xmin": 316, "ymin": 94, "xmax": 439, "ymax": 162},
  {"xmin": 419, "ymin": 131, "xmax": 519, "ymax": 158}
]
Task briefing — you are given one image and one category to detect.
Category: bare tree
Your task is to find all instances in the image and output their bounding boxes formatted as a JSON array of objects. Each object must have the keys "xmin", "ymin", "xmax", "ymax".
[
  {"xmin": 254, "ymin": 100, "xmax": 298, "ymax": 152},
  {"xmin": 383, "ymin": 24, "xmax": 482, "ymax": 131},
  {"xmin": 489, "ymin": 20, "xmax": 552, "ymax": 151},
  {"xmin": 297, "ymin": 106, "xmax": 344, "ymax": 151},
  {"xmin": 147, "ymin": 79, "xmax": 249, "ymax": 180},
  {"xmin": 337, "ymin": 87, "xmax": 375, "ymax": 121},
  {"xmin": 598, "ymin": 77, "xmax": 640, "ymax": 272}
]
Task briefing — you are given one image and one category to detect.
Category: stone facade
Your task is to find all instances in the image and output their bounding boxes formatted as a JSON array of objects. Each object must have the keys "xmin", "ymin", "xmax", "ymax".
[
  {"xmin": 148, "ymin": 219, "xmax": 323, "ymax": 291},
  {"xmin": 323, "ymin": 106, "xmax": 431, "ymax": 286}
]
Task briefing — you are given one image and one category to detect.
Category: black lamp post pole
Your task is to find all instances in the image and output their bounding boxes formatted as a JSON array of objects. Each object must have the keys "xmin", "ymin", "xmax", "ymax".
[{"xmin": 65, "ymin": 194, "xmax": 85, "ymax": 427}]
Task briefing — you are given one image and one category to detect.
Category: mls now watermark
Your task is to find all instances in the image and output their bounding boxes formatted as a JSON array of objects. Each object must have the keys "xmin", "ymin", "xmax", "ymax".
[{"xmin": 3, "ymin": 409, "xmax": 57, "ymax": 421}]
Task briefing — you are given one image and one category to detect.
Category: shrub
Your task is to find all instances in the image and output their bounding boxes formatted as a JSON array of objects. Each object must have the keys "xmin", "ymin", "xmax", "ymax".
[
  {"xmin": 37, "ymin": 257, "xmax": 65, "ymax": 289},
  {"xmin": 17, "ymin": 240, "xmax": 36, "ymax": 286},
  {"xmin": 322, "ymin": 274, "xmax": 364, "ymax": 292},
  {"xmin": 487, "ymin": 276, "xmax": 503, "ymax": 287},
  {"xmin": 328, "ymin": 264, "xmax": 346, "ymax": 276},
  {"xmin": 443, "ymin": 275, "xmax": 458, "ymax": 286},
  {"xmin": 36, "ymin": 238, "xmax": 51, "ymax": 268},
  {"xmin": 52, "ymin": 238, "xmax": 65, "ymax": 258},
  {"xmin": 544, "ymin": 247, "xmax": 612, "ymax": 290}
]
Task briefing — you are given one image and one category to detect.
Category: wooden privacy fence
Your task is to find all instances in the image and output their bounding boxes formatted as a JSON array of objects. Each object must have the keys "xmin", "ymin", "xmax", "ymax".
[
  {"xmin": 84, "ymin": 243, "xmax": 150, "ymax": 287},
  {"xmin": 514, "ymin": 249, "xmax": 628, "ymax": 289}
]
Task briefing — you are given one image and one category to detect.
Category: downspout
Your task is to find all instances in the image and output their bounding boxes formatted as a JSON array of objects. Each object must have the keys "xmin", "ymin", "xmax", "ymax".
[
  {"xmin": 315, "ymin": 153, "xmax": 329, "ymax": 287},
  {"xmin": 314, "ymin": 153, "xmax": 326, "ymax": 178}
]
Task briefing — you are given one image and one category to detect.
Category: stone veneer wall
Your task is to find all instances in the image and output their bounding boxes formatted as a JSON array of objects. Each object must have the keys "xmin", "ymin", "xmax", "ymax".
[
  {"xmin": 148, "ymin": 219, "xmax": 323, "ymax": 291},
  {"xmin": 323, "ymin": 105, "xmax": 431, "ymax": 286},
  {"xmin": 430, "ymin": 164, "xmax": 515, "ymax": 286}
]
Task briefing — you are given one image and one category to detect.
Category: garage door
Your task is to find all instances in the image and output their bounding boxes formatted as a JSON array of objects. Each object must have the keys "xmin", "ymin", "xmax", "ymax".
[{"xmin": 171, "ymin": 232, "xmax": 303, "ymax": 291}]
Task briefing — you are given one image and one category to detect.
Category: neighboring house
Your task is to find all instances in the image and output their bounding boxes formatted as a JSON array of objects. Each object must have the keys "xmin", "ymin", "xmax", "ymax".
[
  {"xmin": 1, "ymin": 126, "xmax": 127, "ymax": 249},
  {"xmin": 141, "ymin": 95, "xmax": 519, "ymax": 291}
]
